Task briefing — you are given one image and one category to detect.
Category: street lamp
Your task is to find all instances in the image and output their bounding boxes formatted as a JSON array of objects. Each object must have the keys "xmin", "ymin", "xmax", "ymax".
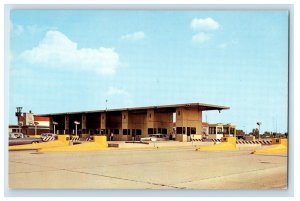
[
  {"xmin": 34, "ymin": 121, "xmax": 39, "ymax": 136},
  {"xmin": 256, "ymin": 122, "xmax": 262, "ymax": 140},
  {"xmin": 53, "ymin": 121, "xmax": 58, "ymax": 134},
  {"xmin": 74, "ymin": 121, "xmax": 80, "ymax": 136}
]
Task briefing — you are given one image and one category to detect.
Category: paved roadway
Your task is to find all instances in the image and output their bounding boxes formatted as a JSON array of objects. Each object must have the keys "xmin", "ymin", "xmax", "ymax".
[{"xmin": 8, "ymin": 148, "xmax": 287, "ymax": 189}]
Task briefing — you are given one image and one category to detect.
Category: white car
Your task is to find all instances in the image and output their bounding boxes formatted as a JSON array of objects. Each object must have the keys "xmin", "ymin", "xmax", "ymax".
[
  {"xmin": 9, "ymin": 132, "xmax": 24, "ymax": 139},
  {"xmin": 141, "ymin": 134, "xmax": 168, "ymax": 142}
]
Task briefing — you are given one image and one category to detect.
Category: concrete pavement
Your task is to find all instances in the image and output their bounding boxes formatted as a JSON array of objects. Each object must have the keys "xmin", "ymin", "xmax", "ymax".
[{"xmin": 8, "ymin": 148, "xmax": 287, "ymax": 189}]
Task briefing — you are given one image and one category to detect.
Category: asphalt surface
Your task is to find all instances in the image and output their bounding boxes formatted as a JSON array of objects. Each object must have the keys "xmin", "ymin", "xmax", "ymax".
[{"xmin": 8, "ymin": 148, "xmax": 287, "ymax": 189}]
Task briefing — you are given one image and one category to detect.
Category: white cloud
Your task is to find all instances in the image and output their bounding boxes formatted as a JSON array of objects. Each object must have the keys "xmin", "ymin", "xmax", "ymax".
[
  {"xmin": 192, "ymin": 32, "xmax": 211, "ymax": 44},
  {"xmin": 20, "ymin": 31, "xmax": 120, "ymax": 75},
  {"xmin": 191, "ymin": 17, "xmax": 220, "ymax": 30},
  {"xmin": 121, "ymin": 31, "xmax": 145, "ymax": 41},
  {"xmin": 107, "ymin": 87, "xmax": 130, "ymax": 97},
  {"xmin": 11, "ymin": 23, "xmax": 57, "ymax": 36}
]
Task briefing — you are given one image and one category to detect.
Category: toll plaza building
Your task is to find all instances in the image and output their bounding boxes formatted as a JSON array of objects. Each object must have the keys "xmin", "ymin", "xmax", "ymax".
[{"xmin": 39, "ymin": 103, "xmax": 229, "ymax": 142}]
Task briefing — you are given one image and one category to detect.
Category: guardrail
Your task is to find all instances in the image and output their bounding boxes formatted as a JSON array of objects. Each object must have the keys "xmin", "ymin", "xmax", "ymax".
[
  {"xmin": 42, "ymin": 136, "xmax": 55, "ymax": 142},
  {"xmin": 191, "ymin": 138, "xmax": 272, "ymax": 145}
]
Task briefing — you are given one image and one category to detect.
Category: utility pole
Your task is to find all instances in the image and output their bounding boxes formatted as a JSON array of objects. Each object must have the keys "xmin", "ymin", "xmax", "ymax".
[
  {"xmin": 74, "ymin": 121, "xmax": 80, "ymax": 136},
  {"xmin": 34, "ymin": 122, "xmax": 39, "ymax": 136},
  {"xmin": 53, "ymin": 121, "xmax": 58, "ymax": 134},
  {"xmin": 256, "ymin": 122, "xmax": 262, "ymax": 140}
]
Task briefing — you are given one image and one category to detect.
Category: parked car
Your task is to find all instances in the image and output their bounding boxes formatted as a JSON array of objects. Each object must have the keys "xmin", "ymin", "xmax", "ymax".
[
  {"xmin": 9, "ymin": 137, "xmax": 43, "ymax": 146},
  {"xmin": 41, "ymin": 133, "xmax": 56, "ymax": 138},
  {"xmin": 9, "ymin": 132, "xmax": 24, "ymax": 139},
  {"xmin": 141, "ymin": 134, "xmax": 168, "ymax": 142}
]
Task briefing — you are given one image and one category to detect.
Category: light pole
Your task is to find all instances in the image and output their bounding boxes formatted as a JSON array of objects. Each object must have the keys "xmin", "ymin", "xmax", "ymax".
[
  {"xmin": 74, "ymin": 121, "xmax": 80, "ymax": 136},
  {"xmin": 256, "ymin": 122, "xmax": 262, "ymax": 140},
  {"xmin": 34, "ymin": 121, "xmax": 39, "ymax": 136},
  {"xmin": 53, "ymin": 121, "xmax": 58, "ymax": 134}
]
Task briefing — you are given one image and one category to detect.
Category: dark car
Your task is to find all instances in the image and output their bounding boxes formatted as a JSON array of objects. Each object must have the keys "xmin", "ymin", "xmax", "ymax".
[{"xmin": 9, "ymin": 137, "xmax": 43, "ymax": 146}]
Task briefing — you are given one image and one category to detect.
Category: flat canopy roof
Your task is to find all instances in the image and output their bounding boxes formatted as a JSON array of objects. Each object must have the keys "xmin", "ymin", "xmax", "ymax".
[{"xmin": 38, "ymin": 102, "xmax": 229, "ymax": 116}]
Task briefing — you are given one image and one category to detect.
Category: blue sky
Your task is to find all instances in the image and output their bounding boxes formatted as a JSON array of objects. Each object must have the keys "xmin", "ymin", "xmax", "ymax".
[{"xmin": 9, "ymin": 10, "xmax": 289, "ymax": 133}]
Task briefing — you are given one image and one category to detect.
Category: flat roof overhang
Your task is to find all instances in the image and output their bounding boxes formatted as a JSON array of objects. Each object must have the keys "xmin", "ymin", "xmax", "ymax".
[{"xmin": 38, "ymin": 102, "xmax": 230, "ymax": 116}]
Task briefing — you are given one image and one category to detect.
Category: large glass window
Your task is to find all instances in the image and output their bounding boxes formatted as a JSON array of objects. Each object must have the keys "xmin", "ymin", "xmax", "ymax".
[
  {"xmin": 176, "ymin": 127, "xmax": 186, "ymax": 134},
  {"xmin": 148, "ymin": 128, "xmax": 153, "ymax": 134},
  {"xmin": 162, "ymin": 128, "xmax": 167, "ymax": 134},
  {"xmin": 209, "ymin": 127, "xmax": 216, "ymax": 134},
  {"xmin": 223, "ymin": 128, "xmax": 229, "ymax": 134},
  {"xmin": 217, "ymin": 127, "xmax": 223, "ymax": 134},
  {"xmin": 191, "ymin": 127, "xmax": 196, "ymax": 134},
  {"xmin": 136, "ymin": 129, "xmax": 142, "ymax": 135},
  {"xmin": 111, "ymin": 128, "xmax": 119, "ymax": 135},
  {"xmin": 123, "ymin": 129, "xmax": 130, "ymax": 135},
  {"xmin": 230, "ymin": 128, "xmax": 235, "ymax": 135},
  {"xmin": 176, "ymin": 127, "xmax": 182, "ymax": 134}
]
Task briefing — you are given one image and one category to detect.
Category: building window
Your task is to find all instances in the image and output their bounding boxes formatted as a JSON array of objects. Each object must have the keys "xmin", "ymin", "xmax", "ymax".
[
  {"xmin": 223, "ymin": 128, "xmax": 229, "ymax": 134},
  {"xmin": 148, "ymin": 128, "xmax": 153, "ymax": 134},
  {"xmin": 230, "ymin": 128, "xmax": 235, "ymax": 135},
  {"xmin": 123, "ymin": 129, "xmax": 128, "ymax": 135},
  {"xmin": 209, "ymin": 127, "xmax": 216, "ymax": 134},
  {"xmin": 137, "ymin": 129, "xmax": 142, "ymax": 135},
  {"xmin": 111, "ymin": 128, "xmax": 119, "ymax": 135},
  {"xmin": 133, "ymin": 129, "xmax": 142, "ymax": 135},
  {"xmin": 217, "ymin": 127, "xmax": 223, "ymax": 134},
  {"xmin": 177, "ymin": 127, "xmax": 186, "ymax": 134},
  {"xmin": 162, "ymin": 128, "xmax": 167, "ymax": 134},
  {"xmin": 158, "ymin": 128, "xmax": 162, "ymax": 133},
  {"xmin": 191, "ymin": 127, "xmax": 196, "ymax": 134}
]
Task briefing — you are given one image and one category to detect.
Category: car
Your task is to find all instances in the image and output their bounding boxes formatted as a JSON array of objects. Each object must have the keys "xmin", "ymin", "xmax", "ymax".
[
  {"xmin": 9, "ymin": 137, "xmax": 43, "ymax": 146},
  {"xmin": 141, "ymin": 134, "xmax": 168, "ymax": 142},
  {"xmin": 41, "ymin": 133, "xmax": 56, "ymax": 137},
  {"xmin": 9, "ymin": 132, "xmax": 24, "ymax": 139}
]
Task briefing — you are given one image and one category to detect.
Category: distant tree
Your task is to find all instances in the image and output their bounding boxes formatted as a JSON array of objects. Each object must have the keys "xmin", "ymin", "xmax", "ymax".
[
  {"xmin": 236, "ymin": 130, "xmax": 245, "ymax": 136},
  {"xmin": 252, "ymin": 128, "xmax": 259, "ymax": 138},
  {"xmin": 236, "ymin": 130, "xmax": 245, "ymax": 139}
]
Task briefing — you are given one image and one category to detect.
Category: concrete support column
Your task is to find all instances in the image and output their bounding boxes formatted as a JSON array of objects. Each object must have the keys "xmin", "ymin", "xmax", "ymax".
[
  {"xmin": 175, "ymin": 107, "xmax": 202, "ymax": 142},
  {"xmin": 175, "ymin": 108, "xmax": 185, "ymax": 142},
  {"xmin": 100, "ymin": 113, "xmax": 106, "ymax": 134},
  {"xmin": 81, "ymin": 113, "xmax": 86, "ymax": 129},
  {"xmin": 64, "ymin": 115, "xmax": 69, "ymax": 134},
  {"xmin": 121, "ymin": 111, "xmax": 129, "ymax": 140},
  {"xmin": 81, "ymin": 113, "xmax": 87, "ymax": 135},
  {"xmin": 146, "ymin": 109, "xmax": 155, "ymax": 136}
]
